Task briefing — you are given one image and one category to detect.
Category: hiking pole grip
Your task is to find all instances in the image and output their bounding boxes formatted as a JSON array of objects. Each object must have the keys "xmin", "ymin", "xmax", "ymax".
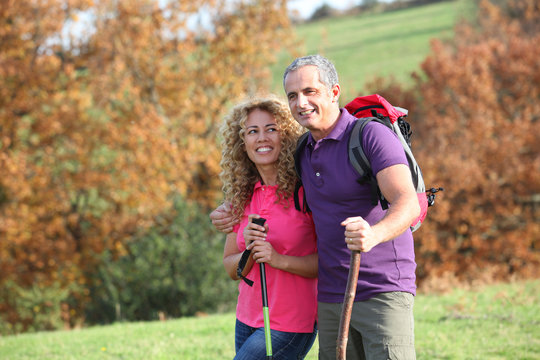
[{"xmin": 336, "ymin": 250, "xmax": 361, "ymax": 360}]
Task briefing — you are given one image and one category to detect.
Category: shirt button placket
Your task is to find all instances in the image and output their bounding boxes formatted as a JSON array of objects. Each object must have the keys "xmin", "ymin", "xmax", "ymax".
[{"xmin": 314, "ymin": 171, "xmax": 324, "ymax": 186}]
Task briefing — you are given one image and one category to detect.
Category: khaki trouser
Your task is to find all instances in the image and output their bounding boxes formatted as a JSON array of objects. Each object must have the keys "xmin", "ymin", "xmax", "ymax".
[{"xmin": 318, "ymin": 292, "xmax": 416, "ymax": 360}]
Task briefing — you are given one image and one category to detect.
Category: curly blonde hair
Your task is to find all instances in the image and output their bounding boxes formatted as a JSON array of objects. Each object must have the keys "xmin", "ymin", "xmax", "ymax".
[{"xmin": 220, "ymin": 96, "xmax": 304, "ymax": 220}]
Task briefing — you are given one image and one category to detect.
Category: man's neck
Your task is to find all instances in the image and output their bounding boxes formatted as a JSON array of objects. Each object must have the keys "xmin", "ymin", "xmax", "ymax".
[{"xmin": 311, "ymin": 108, "xmax": 342, "ymax": 141}]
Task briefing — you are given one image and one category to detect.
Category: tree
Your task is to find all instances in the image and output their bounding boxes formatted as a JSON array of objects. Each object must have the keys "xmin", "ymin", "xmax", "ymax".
[
  {"xmin": 362, "ymin": 0, "xmax": 378, "ymax": 7},
  {"xmin": 410, "ymin": 0, "xmax": 540, "ymax": 287},
  {"xmin": 310, "ymin": 4, "xmax": 338, "ymax": 21},
  {"xmin": 365, "ymin": 0, "xmax": 539, "ymax": 290},
  {"xmin": 0, "ymin": 0, "xmax": 295, "ymax": 333}
]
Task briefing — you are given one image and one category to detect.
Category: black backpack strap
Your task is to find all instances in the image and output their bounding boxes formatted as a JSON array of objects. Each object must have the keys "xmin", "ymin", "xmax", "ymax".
[
  {"xmin": 294, "ymin": 132, "xmax": 310, "ymax": 213},
  {"xmin": 294, "ymin": 132, "xmax": 309, "ymax": 179},
  {"xmin": 294, "ymin": 180, "xmax": 307, "ymax": 212},
  {"xmin": 293, "ymin": 180, "xmax": 302, "ymax": 212},
  {"xmin": 348, "ymin": 118, "xmax": 373, "ymax": 180},
  {"xmin": 348, "ymin": 118, "xmax": 388, "ymax": 209},
  {"xmin": 293, "ymin": 180, "xmax": 310, "ymax": 213}
]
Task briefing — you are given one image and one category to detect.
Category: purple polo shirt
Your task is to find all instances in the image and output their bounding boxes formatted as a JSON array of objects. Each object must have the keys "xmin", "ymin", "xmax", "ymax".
[{"xmin": 298, "ymin": 108, "xmax": 417, "ymax": 303}]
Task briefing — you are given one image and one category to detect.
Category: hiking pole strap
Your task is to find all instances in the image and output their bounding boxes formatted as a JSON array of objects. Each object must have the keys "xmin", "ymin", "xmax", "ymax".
[{"xmin": 237, "ymin": 250, "xmax": 254, "ymax": 286}]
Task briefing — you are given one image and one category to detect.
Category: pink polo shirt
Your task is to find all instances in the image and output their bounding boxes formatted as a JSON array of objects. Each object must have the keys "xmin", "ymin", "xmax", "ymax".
[{"xmin": 233, "ymin": 182, "xmax": 317, "ymax": 333}]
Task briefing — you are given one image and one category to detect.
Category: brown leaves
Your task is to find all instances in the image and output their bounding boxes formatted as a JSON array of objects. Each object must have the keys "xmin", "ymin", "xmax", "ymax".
[
  {"xmin": 368, "ymin": 1, "xmax": 540, "ymax": 290},
  {"xmin": 411, "ymin": 0, "xmax": 540, "ymax": 286},
  {"xmin": 0, "ymin": 0, "xmax": 295, "ymax": 332}
]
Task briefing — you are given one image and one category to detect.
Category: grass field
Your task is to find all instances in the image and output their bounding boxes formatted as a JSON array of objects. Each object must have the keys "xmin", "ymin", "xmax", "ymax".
[
  {"xmin": 1, "ymin": 280, "xmax": 538, "ymax": 359},
  {"xmin": 270, "ymin": 0, "xmax": 476, "ymax": 98}
]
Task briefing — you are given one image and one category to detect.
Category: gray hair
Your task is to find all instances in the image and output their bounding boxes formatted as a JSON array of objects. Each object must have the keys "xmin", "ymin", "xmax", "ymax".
[{"xmin": 282, "ymin": 54, "xmax": 339, "ymax": 90}]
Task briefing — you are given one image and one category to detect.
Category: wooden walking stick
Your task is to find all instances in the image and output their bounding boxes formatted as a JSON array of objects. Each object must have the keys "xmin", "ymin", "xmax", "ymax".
[{"xmin": 336, "ymin": 250, "xmax": 361, "ymax": 360}]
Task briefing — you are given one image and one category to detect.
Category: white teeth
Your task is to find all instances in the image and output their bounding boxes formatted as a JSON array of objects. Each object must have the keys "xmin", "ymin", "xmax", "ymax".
[{"xmin": 257, "ymin": 147, "xmax": 272, "ymax": 152}]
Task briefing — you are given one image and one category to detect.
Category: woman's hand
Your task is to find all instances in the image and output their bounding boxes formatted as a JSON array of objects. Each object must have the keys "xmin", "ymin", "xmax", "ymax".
[
  {"xmin": 242, "ymin": 214, "xmax": 267, "ymax": 247},
  {"xmin": 248, "ymin": 239, "xmax": 278, "ymax": 265},
  {"xmin": 243, "ymin": 214, "xmax": 318, "ymax": 278}
]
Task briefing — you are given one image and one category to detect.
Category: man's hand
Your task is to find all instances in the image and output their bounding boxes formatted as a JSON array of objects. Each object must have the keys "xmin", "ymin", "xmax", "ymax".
[
  {"xmin": 209, "ymin": 203, "xmax": 237, "ymax": 233},
  {"xmin": 341, "ymin": 216, "xmax": 380, "ymax": 253},
  {"xmin": 341, "ymin": 164, "xmax": 420, "ymax": 251}
]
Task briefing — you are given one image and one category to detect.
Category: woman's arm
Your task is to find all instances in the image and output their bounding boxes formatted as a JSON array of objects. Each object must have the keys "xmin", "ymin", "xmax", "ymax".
[
  {"xmin": 224, "ymin": 216, "xmax": 318, "ymax": 280},
  {"xmin": 242, "ymin": 214, "xmax": 318, "ymax": 278},
  {"xmin": 249, "ymin": 240, "xmax": 318, "ymax": 278},
  {"xmin": 223, "ymin": 232, "xmax": 255, "ymax": 280},
  {"xmin": 274, "ymin": 252, "xmax": 318, "ymax": 279}
]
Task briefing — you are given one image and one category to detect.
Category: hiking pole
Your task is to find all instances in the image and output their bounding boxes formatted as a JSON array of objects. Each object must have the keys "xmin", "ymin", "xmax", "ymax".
[
  {"xmin": 252, "ymin": 217, "xmax": 273, "ymax": 360},
  {"xmin": 336, "ymin": 250, "xmax": 361, "ymax": 360}
]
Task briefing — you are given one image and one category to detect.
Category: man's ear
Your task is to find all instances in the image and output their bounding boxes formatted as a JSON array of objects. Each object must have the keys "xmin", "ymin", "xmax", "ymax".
[{"xmin": 331, "ymin": 84, "xmax": 341, "ymax": 103}]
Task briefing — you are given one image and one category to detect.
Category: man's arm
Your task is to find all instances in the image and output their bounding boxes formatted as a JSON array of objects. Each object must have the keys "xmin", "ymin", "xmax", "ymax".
[
  {"xmin": 210, "ymin": 203, "xmax": 238, "ymax": 233},
  {"xmin": 342, "ymin": 164, "xmax": 420, "ymax": 252}
]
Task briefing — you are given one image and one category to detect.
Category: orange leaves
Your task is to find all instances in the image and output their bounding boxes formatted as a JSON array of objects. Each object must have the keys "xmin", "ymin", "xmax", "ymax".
[
  {"xmin": 372, "ymin": 1, "xmax": 540, "ymax": 290},
  {"xmin": 408, "ymin": 0, "xmax": 540, "ymax": 286},
  {"xmin": 1, "ymin": 0, "xmax": 294, "ymax": 332}
]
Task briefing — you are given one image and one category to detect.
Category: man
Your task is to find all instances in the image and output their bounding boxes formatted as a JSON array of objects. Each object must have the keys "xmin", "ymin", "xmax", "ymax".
[{"xmin": 211, "ymin": 55, "xmax": 420, "ymax": 360}]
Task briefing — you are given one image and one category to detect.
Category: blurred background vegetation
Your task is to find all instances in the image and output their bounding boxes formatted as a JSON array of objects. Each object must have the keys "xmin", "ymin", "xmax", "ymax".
[{"xmin": 0, "ymin": 0, "xmax": 538, "ymax": 334}]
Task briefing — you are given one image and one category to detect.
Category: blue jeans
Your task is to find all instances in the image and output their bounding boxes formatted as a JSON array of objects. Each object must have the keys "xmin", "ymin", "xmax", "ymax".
[{"xmin": 234, "ymin": 319, "xmax": 317, "ymax": 360}]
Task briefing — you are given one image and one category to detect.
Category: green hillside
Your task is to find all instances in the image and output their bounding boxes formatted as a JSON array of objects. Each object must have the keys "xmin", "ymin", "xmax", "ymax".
[{"xmin": 271, "ymin": 0, "xmax": 475, "ymax": 99}]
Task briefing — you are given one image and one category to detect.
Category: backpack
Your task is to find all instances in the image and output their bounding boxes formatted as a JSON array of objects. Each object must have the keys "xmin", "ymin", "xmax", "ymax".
[{"xmin": 293, "ymin": 94, "xmax": 442, "ymax": 232}]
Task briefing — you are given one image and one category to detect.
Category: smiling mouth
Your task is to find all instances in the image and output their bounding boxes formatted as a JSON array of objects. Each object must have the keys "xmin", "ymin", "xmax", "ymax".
[
  {"xmin": 256, "ymin": 146, "xmax": 273, "ymax": 153},
  {"xmin": 299, "ymin": 109, "xmax": 315, "ymax": 116}
]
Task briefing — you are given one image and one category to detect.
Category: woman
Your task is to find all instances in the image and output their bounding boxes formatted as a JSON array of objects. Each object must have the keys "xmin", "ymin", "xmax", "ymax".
[{"xmin": 220, "ymin": 96, "xmax": 318, "ymax": 360}]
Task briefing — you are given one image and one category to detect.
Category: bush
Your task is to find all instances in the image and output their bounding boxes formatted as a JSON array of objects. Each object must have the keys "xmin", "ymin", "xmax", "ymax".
[
  {"xmin": 0, "ymin": 280, "xmax": 74, "ymax": 335},
  {"xmin": 85, "ymin": 195, "xmax": 237, "ymax": 324},
  {"xmin": 309, "ymin": 4, "xmax": 338, "ymax": 21}
]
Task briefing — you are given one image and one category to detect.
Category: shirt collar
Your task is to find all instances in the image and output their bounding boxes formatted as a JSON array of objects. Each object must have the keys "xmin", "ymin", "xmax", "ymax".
[
  {"xmin": 307, "ymin": 108, "xmax": 356, "ymax": 146},
  {"xmin": 254, "ymin": 180, "xmax": 263, "ymax": 190},
  {"xmin": 253, "ymin": 180, "xmax": 277, "ymax": 190}
]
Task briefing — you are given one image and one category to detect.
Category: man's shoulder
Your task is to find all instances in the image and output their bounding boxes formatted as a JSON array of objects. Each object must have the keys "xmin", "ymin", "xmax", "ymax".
[{"xmin": 360, "ymin": 119, "xmax": 397, "ymax": 140}]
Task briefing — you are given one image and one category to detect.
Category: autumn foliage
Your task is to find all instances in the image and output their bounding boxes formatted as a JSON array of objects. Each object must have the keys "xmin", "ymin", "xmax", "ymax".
[
  {"xmin": 372, "ymin": 0, "xmax": 540, "ymax": 290},
  {"xmin": 1, "ymin": 0, "xmax": 539, "ymax": 334},
  {"xmin": 0, "ymin": 0, "xmax": 295, "ymax": 333}
]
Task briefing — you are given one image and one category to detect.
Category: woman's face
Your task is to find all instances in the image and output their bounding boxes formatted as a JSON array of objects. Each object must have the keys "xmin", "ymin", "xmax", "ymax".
[{"xmin": 243, "ymin": 108, "xmax": 282, "ymax": 168}]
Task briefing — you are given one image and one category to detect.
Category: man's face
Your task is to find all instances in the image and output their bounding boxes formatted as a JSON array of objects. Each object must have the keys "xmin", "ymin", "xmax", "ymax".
[{"xmin": 284, "ymin": 65, "xmax": 340, "ymax": 140}]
